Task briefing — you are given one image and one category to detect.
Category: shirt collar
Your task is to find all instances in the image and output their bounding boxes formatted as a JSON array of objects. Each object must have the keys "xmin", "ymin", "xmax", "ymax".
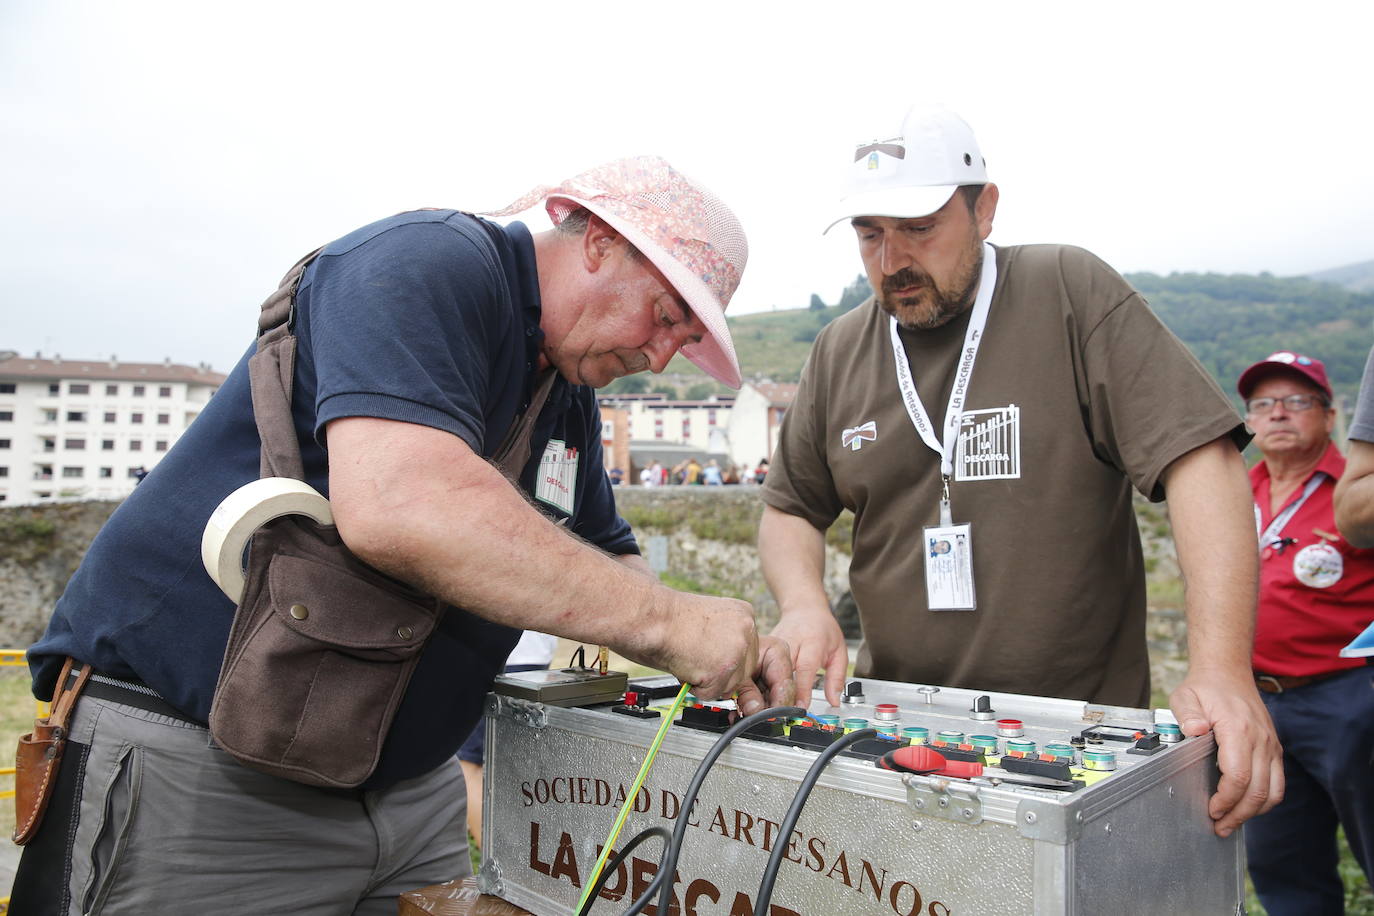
[
  {"xmin": 1251, "ymin": 439, "xmax": 1345, "ymax": 485},
  {"xmin": 499, "ymin": 219, "xmax": 574, "ymax": 411}
]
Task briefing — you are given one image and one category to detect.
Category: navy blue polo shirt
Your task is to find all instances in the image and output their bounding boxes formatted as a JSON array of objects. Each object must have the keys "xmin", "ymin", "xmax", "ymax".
[{"xmin": 30, "ymin": 211, "xmax": 637, "ymax": 788}]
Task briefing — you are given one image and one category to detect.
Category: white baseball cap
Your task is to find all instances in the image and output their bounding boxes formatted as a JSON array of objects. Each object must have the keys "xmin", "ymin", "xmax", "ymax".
[{"xmin": 823, "ymin": 105, "xmax": 988, "ymax": 233}]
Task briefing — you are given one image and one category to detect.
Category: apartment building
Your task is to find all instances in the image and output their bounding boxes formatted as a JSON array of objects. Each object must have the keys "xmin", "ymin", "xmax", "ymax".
[
  {"xmin": 0, "ymin": 351, "xmax": 226, "ymax": 505},
  {"xmin": 724, "ymin": 382, "xmax": 796, "ymax": 470},
  {"xmin": 595, "ymin": 382, "xmax": 797, "ymax": 479}
]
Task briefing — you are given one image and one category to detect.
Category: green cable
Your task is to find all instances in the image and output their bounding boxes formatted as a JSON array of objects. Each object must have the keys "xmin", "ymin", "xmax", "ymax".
[{"xmin": 574, "ymin": 682, "xmax": 692, "ymax": 916}]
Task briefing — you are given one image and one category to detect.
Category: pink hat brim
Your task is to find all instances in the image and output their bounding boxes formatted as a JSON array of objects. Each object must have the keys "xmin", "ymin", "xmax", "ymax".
[{"xmin": 550, "ymin": 193, "xmax": 742, "ymax": 389}]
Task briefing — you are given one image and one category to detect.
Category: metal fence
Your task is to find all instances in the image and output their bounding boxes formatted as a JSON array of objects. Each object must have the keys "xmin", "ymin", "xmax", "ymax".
[{"xmin": 0, "ymin": 648, "xmax": 38, "ymax": 914}]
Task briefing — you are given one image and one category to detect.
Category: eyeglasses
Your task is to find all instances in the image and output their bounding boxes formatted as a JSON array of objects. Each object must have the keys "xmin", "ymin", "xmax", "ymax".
[{"xmin": 1245, "ymin": 394, "xmax": 1329, "ymax": 414}]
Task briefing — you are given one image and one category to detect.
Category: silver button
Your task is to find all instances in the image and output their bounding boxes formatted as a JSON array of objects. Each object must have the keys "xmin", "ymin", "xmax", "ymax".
[
  {"xmin": 289, "ymin": 604, "xmax": 309, "ymax": 620},
  {"xmin": 397, "ymin": 625, "xmax": 414, "ymax": 640}
]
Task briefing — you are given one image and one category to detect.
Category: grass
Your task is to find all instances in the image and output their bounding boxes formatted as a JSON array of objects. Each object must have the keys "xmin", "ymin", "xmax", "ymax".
[
  {"xmin": 0, "ymin": 667, "xmax": 41, "ymax": 842},
  {"xmin": 658, "ymin": 572, "xmax": 735, "ymax": 599},
  {"xmin": 1245, "ymin": 828, "xmax": 1373, "ymax": 914},
  {"xmin": 0, "ymin": 514, "xmax": 58, "ymax": 567},
  {"xmin": 619, "ymin": 500, "xmax": 764, "ymax": 548},
  {"xmin": 620, "ymin": 498, "xmax": 856, "ymax": 558},
  {"xmin": 824, "ymin": 510, "xmax": 854, "ymax": 555}
]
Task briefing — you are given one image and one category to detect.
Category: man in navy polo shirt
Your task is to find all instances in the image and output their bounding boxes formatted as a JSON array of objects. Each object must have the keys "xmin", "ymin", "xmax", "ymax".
[{"xmin": 17, "ymin": 157, "xmax": 794, "ymax": 915}]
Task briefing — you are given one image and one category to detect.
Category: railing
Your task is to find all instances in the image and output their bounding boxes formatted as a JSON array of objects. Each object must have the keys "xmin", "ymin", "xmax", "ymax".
[
  {"xmin": 0, "ymin": 650, "xmax": 40, "ymax": 807},
  {"xmin": 0, "ymin": 649, "xmax": 34, "ymax": 913}
]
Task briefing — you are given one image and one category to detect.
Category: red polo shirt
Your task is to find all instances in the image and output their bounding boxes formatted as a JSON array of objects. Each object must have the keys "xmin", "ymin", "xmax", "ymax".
[{"xmin": 1251, "ymin": 441, "xmax": 1374, "ymax": 676}]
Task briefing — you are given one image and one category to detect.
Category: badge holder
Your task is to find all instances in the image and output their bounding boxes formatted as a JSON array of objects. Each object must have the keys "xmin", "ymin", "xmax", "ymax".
[
  {"xmin": 924, "ymin": 476, "xmax": 976, "ymax": 610},
  {"xmin": 535, "ymin": 438, "xmax": 578, "ymax": 517}
]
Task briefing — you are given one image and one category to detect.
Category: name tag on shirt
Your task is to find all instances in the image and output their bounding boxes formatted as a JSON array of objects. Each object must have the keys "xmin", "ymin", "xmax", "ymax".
[
  {"xmin": 924, "ymin": 522, "xmax": 976, "ymax": 610},
  {"xmin": 535, "ymin": 439, "xmax": 578, "ymax": 516}
]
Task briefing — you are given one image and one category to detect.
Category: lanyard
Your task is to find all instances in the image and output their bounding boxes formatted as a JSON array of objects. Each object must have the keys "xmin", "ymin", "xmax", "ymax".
[
  {"xmin": 889, "ymin": 242, "xmax": 998, "ymax": 522},
  {"xmin": 1257, "ymin": 473, "xmax": 1325, "ymax": 551}
]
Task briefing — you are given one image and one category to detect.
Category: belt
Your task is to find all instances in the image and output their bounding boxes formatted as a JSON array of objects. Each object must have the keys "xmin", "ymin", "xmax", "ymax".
[
  {"xmin": 1254, "ymin": 670, "xmax": 1347, "ymax": 694},
  {"xmin": 65, "ymin": 667, "xmax": 203, "ymax": 725},
  {"xmin": 61, "ymin": 665, "xmax": 363, "ymax": 797}
]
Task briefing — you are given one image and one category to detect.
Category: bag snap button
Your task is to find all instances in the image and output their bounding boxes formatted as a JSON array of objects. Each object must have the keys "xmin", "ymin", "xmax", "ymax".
[
  {"xmin": 397, "ymin": 625, "xmax": 414, "ymax": 640},
  {"xmin": 289, "ymin": 604, "xmax": 309, "ymax": 620}
]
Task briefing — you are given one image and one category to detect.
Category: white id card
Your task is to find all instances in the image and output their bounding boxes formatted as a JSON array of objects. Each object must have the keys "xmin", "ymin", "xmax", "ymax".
[
  {"xmin": 535, "ymin": 438, "xmax": 578, "ymax": 516},
  {"xmin": 923, "ymin": 522, "xmax": 975, "ymax": 610}
]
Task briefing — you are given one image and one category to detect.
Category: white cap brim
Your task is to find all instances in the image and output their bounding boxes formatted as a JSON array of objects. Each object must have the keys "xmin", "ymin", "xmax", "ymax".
[{"xmin": 822, "ymin": 184, "xmax": 960, "ymax": 234}]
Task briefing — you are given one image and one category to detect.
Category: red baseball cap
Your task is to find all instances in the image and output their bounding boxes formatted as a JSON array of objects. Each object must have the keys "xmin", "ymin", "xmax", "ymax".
[{"xmin": 1236, "ymin": 351, "xmax": 1333, "ymax": 400}]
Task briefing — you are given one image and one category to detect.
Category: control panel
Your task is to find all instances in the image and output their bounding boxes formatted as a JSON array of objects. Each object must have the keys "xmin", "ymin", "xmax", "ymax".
[
  {"xmin": 485, "ymin": 671, "xmax": 1238, "ymax": 915},
  {"xmin": 499, "ymin": 668, "xmax": 1187, "ymax": 797}
]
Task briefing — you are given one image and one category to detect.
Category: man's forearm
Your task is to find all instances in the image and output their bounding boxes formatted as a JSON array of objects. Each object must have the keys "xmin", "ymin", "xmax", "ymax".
[
  {"xmin": 1161, "ymin": 438, "xmax": 1259, "ymax": 671},
  {"xmin": 1159, "ymin": 437, "xmax": 1283, "ymax": 836},
  {"xmin": 327, "ymin": 417, "xmax": 688, "ymax": 667},
  {"xmin": 1335, "ymin": 441, "xmax": 1374, "ymax": 548},
  {"xmin": 759, "ymin": 505, "xmax": 830, "ymax": 619}
]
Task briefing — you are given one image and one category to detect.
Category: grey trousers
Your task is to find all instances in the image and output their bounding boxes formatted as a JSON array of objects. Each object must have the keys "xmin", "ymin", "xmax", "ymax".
[{"xmin": 12, "ymin": 694, "xmax": 471, "ymax": 915}]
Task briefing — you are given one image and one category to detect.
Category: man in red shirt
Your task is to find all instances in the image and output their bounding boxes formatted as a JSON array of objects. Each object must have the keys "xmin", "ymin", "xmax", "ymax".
[{"xmin": 1240, "ymin": 350, "xmax": 1374, "ymax": 915}]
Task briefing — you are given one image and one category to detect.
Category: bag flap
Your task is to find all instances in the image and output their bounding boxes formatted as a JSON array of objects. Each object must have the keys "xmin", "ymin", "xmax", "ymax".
[{"xmin": 266, "ymin": 552, "xmax": 437, "ymax": 652}]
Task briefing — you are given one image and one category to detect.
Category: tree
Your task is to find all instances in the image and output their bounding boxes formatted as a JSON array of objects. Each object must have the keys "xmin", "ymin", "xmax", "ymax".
[
  {"xmin": 809, "ymin": 293, "xmax": 826, "ymax": 312},
  {"xmin": 838, "ymin": 274, "xmax": 873, "ymax": 311},
  {"xmin": 684, "ymin": 383, "xmax": 716, "ymax": 401}
]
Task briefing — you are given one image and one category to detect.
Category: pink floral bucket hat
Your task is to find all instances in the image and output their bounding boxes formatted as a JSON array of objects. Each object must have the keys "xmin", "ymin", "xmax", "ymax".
[{"xmin": 485, "ymin": 156, "xmax": 748, "ymax": 388}]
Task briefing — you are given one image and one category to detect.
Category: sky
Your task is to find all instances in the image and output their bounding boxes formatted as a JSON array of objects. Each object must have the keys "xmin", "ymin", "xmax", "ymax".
[{"xmin": 3, "ymin": 1, "xmax": 1371, "ymax": 376}]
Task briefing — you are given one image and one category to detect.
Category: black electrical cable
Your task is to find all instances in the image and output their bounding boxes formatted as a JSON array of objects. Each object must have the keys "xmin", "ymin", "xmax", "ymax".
[
  {"xmin": 752, "ymin": 728, "xmax": 878, "ymax": 916},
  {"xmin": 623, "ymin": 704, "xmax": 807, "ymax": 916},
  {"xmin": 575, "ymin": 826, "xmax": 671, "ymax": 916},
  {"xmin": 574, "ymin": 704, "xmax": 807, "ymax": 915},
  {"xmin": 570, "ymin": 645, "xmax": 587, "ymax": 668}
]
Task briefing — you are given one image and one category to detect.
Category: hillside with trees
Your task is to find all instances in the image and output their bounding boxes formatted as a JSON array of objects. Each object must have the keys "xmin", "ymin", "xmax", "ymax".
[
  {"xmin": 642, "ymin": 267, "xmax": 1374, "ymax": 403},
  {"xmin": 1129, "ymin": 271, "xmax": 1374, "ymax": 402},
  {"xmin": 1309, "ymin": 259, "xmax": 1374, "ymax": 293}
]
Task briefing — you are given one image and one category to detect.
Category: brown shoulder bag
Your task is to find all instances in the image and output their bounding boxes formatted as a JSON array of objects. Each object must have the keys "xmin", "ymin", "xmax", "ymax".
[{"xmin": 208, "ymin": 247, "xmax": 554, "ymax": 788}]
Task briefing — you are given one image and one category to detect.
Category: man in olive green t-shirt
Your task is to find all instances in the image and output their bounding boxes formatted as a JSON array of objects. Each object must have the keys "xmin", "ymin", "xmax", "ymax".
[{"xmin": 760, "ymin": 105, "xmax": 1281, "ymax": 840}]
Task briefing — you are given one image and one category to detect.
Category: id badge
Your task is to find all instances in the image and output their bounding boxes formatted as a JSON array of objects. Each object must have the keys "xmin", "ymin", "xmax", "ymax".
[
  {"xmin": 535, "ymin": 439, "xmax": 578, "ymax": 516},
  {"xmin": 923, "ymin": 522, "xmax": 975, "ymax": 610}
]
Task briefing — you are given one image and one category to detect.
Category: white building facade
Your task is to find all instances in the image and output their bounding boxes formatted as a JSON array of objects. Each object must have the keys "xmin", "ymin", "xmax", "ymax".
[
  {"xmin": 625, "ymin": 397, "xmax": 733, "ymax": 453},
  {"xmin": 595, "ymin": 382, "xmax": 797, "ymax": 479},
  {"xmin": 0, "ymin": 352, "xmax": 226, "ymax": 505},
  {"xmin": 725, "ymin": 382, "xmax": 796, "ymax": 470}
]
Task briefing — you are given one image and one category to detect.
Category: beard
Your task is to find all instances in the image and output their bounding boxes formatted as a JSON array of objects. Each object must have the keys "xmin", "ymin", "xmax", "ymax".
[{"xmin": 878, "ymin": 243, "xmax": 983, "ymax": 331}]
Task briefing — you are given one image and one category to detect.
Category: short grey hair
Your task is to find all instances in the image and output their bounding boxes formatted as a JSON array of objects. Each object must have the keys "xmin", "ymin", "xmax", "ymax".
[{"xmin": 554, "ymin": 207, "xmax": 644, "ymax": 262}]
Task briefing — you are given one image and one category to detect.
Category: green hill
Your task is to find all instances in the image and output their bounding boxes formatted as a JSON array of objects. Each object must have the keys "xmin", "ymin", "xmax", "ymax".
[
  {"xmin": 1309, "ymin": 259, "xmax": 1374, "ymax": 293},
  {"xmin": 653, "ymin": 269, "xmax": 1374, "ymax": 402},
  {"xmin": 1127, "ymin": 271, "xmax": 1374, "ymax": 402}
]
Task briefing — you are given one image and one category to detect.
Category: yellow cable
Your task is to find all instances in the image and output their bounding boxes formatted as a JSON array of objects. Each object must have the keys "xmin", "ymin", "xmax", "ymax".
[{"xmin": 574, "ymin": 682, "xmax": 691, "ymax": 916}]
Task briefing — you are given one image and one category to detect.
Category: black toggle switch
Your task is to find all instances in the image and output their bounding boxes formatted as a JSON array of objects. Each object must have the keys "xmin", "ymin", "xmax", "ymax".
[{"xmin": 843, "ymin": 680, "xmax": 866, "ymax": 704}]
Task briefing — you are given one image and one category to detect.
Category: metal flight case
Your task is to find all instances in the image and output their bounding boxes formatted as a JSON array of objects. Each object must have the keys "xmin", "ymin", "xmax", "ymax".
[{"xmin": 478, "ymin": 674, "xmax": 1244, "ymax": 915}]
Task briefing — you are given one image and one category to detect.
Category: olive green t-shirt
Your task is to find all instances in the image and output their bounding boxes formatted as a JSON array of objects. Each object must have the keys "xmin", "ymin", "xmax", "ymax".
[{"xmin": 763, "ymin": 244, "xmax": 1246, "ymax": 706}]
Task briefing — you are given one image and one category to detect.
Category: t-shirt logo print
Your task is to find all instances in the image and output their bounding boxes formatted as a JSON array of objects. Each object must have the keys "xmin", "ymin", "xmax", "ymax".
[
  {"xmin": 842, "ymin": 420, "xmax": 878, "ymax": 451},
  {"xmin": 955, "ymin": 405, "xmax": 1021, "ymax": 480}
]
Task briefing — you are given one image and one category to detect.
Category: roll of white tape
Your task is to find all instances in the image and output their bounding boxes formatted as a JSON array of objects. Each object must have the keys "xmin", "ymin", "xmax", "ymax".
[{"xmin": 200, "ymin": 477, "xmax": 334, "ymax": 603}]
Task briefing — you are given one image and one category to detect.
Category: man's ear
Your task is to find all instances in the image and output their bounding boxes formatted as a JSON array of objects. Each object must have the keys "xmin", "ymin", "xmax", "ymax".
[
  {"xmin": 974, "ymin": 183, "xmax": 999, "ymax": 240},
  {"xmin": 581, "ymin": 213, "xmax": 625, "ymax": 273}
]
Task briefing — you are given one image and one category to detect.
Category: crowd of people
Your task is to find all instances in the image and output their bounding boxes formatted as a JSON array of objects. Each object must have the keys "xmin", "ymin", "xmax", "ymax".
[{"xmin": 623, "ymin": 457, "xmax": 768, "ymax": 487}]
